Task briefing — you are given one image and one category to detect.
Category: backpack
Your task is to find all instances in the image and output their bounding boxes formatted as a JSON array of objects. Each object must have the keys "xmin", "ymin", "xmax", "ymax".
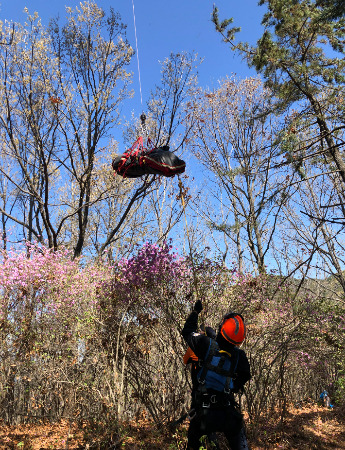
[{"xmin": 197, "ymin": 339, "xmax": 239, "ymax": 394}]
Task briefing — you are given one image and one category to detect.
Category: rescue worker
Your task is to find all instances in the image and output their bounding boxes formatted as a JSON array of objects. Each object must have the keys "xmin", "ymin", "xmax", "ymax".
[
  {"xmin": 183, "ymin": 326, "xmax": 219, "ymax": 449},
  {"xmin": 182, "ymin": 300, "xmax": 251, "ymax": 450},
  {"xmin": 183, "ymin": 325, "xmax": 217, "ymax": 396}
]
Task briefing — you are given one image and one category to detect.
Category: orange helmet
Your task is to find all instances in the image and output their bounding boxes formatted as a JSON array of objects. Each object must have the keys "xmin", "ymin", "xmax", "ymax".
[{"xmin": 220, "ymin": 313, "xmax": 246, "ymax": 345}]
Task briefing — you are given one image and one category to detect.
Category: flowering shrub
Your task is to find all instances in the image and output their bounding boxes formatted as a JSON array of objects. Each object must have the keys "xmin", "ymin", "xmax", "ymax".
[
  {"xmin": 0, "ymin": 240, "xmax": 343, "ymax": 429},
  {"xmin": 0, "ymin": 242, "xmax": 109, "ymax": 335},
  {"xmin": 110, "ymin": 240, "xmax": 190, "ymax": 307},
  {"xmin": 0, "ymin": 242, "xmax": 112, "ymax": 424}
]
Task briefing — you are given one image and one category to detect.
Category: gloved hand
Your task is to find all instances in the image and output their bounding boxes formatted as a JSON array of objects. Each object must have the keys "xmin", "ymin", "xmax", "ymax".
[{"xmin": 193, "ymin": 300, "xmax": 203, "ymax": 314}]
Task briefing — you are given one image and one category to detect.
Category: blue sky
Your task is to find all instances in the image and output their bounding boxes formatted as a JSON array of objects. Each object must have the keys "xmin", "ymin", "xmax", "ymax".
[
  {"xmin": 0, "ymin": 0, "xmax": 265, "ymax": 119},
  {"xmin": 0, "ymin": 0, "xmax": 267, "ymax": 259}
]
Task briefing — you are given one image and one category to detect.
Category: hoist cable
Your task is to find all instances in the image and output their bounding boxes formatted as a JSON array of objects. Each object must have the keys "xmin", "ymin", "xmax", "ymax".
[{"xmin": 131, "ymin": 0, "xmax": 143, "ymax": 107}]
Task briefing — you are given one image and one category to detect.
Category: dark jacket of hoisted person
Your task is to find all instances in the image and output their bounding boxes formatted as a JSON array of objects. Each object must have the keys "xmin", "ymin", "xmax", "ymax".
[{"xmin": 182, "ymin": 300, "xmax": 251, "ymax": 450}]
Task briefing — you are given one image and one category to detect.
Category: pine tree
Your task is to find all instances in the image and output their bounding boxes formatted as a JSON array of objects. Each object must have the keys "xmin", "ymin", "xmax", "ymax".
[{"xmin": 213, "ymin": 0, "xmax": 345, "ymax": 186}]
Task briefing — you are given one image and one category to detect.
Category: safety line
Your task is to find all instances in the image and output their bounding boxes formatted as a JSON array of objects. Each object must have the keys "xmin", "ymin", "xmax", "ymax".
[{"xmin": 131, "ymin": 0, "xmax": 143, "ymax": 106}]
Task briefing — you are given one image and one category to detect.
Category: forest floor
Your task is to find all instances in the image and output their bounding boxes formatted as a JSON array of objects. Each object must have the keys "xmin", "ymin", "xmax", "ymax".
[{"xmin": 0, "ymin": 403, "xmax": 344, "ymax": 449}]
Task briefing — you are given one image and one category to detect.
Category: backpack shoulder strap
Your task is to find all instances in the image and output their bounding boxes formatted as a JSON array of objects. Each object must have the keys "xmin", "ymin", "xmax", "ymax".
[
  {"xmin": 197, "ymin": 339, "xmax": 217, "ymax": 384},
  {"xmin": 223, "ymin": 347, "xmax": 240, "ymax": 393}
]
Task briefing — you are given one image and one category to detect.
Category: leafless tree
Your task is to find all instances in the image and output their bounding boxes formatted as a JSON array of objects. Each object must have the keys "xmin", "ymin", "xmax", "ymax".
[{"xmin": 190, "ymin": 76, "xmax": 290, "ymax": 273}]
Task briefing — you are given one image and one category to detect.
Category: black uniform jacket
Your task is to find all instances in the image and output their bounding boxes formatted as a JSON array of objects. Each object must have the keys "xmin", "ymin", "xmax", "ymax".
[{"xmin": 182, "ymin": 311, "xmax": 251, "ymax": 393}]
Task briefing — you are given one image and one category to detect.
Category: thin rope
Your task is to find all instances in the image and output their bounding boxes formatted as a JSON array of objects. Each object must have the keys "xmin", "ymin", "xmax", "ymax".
[{"xmin": 131, "ymin": 0, "xmax": 143, "ymax": 106}]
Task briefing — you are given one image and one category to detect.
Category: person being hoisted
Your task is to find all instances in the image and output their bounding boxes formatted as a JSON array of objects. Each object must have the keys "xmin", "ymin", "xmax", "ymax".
[{"xmin": 182, "ymin": 300, "xmax": 251, "ymax": 450}]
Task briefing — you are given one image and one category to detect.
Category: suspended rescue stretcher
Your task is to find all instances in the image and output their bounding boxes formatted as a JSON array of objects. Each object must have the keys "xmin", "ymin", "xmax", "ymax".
[
  {"xmin": 112, "ymin": 138, "xmax": 186, "ymax": 178},
  {"xmin": 112, "ymin": 114, "xmax": 186, "ymax": 178}
]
